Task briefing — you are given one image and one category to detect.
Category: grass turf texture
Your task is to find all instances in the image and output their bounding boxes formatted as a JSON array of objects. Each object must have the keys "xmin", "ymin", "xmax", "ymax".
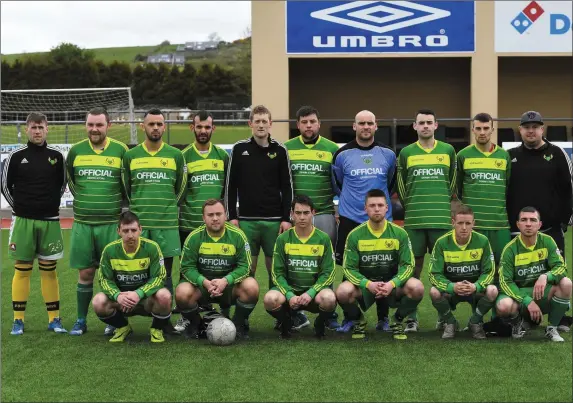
[
  {"xmin": 1, "ymin": 230, "xmax": 572, "ymax": 402},
  {"xmin": 0, "ymin": 124, "xmax": 252, "ymax": 147}
]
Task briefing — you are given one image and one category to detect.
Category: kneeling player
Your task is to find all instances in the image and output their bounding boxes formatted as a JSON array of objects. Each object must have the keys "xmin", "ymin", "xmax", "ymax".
[
  {"xmin": 92, "ymin": 212, "xmax": 172, "ymax": 343},
  {"xmin": 496, "ymin": 207, "xmax": 571, "ymax": 342},
  {"xmin": 428, "ymin": 205, "xmax": 497, "ymax": 339},
  {"xmin": 335, "ymin": 189, "xmax": 424, "ymax": 340},
  {"xmin": 176, "ymin": 199, "xmax": 258, "ymax": 340},
  {"xmin": 263, "ymin": 195, "xmax": 337, "ymax": 339}
]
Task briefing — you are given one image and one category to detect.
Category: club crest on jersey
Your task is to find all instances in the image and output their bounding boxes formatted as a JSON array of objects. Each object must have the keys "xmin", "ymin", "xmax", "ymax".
[
  {"xmin": 470, "ymin": 250, "xmax": 479, "ymax": 260},
  {"xmin": 316, "ymin": 152, "xmax": 325, "ymax": 160},
  {"xmin": 139, "ymin": 260, "xmax": 147, "ymax": 269},
  {"xmin": 213, "ymin": 161, "xmax": 219, "ymax": 169},
  {"xmin": 311, "ymin": 246, "xmax": 320, "ymax": 255},
  {"xmin": 160, "ymin": 159, "xmax": 169, "ymax": 167},
  {"xmin": 537, "ymin": 250, "xmax": 545, "ymax": 259},
  {"xmin": 106, "ymin": 158, "xmax": 115, "ymax": 165},
  {"xmin": 362, "ymin": 156, "xmax": 372, "ymax": 165},
  {"xmin": 385, "ymin": 240, "xmax": 394, "ymax": 249},
  {"xmin": 544, "ymin": 154, "xmax": 553, "ymax": 162},
  {"xmin": 48, "ymin": 157, "xmax": 57, "ymax": 165},
  {"xmin": 268, "ymin": 152, "xmax": 277, "ymax": 159},
  {"xmin": 222, "ymin": 245, "xmax": 230, "ymax": 254},
  {"xmin": 495, "ymin": 160, "xmax": 503, "ymax": 168},
  {"xmin": 436, "ymin": 156, "xmax": 444, "ymax": 163}
]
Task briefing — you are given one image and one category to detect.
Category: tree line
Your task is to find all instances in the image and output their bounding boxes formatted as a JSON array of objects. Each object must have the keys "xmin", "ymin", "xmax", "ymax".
[{"xmin": 1, "ymin": 43, "xmax": 251, "ymax": 107}]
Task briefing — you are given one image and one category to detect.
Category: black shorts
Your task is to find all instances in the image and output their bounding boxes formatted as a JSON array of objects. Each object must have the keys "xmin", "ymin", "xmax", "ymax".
[{"xmin": 335, "ymin": 216, "xmax": 361, "ymax": 266}]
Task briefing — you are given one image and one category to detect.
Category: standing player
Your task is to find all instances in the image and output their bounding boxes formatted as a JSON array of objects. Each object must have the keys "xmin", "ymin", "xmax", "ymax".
[
  {"xmin": 332, "ymin": 109, "xmax": 397, "ymax": 332},
  {"xmin": 456, "ymin": 113, "xmax": 511, "ymax": 264},
  {"xmin": 122, "ymin": 108, "xmax": 187, "ymax": 334},
  {"xmin": 224, "ymin": 105, "xmax": 293, "ymax": 309},
  {"xmin": 264, "ymin": 195, "xmax": 337, "ymax": 339},
  {"xmin": 396, "ymin": 109, "xmax": 457, "ymax": 332},
  {"xmin": 2, "ymin": 112, "xmax": 67, "ymax": 335},
  {"xmin": 93, "ymin": 211, "xmax": 171, "ymax": 343},
  {"xmin": 335, "ymin": 189, "xmax": 424, "ymax": 340},
  {"xmin": 66, "ymin": 107, "xmax": 129, "ymax": 336},
  {"xmin": 176, "ymin": 110, "xmax": 229, "ymax": 331},
  {"xmin": 176, "ymin": 199, "xmax": 259, "ymax": 340},
  {"xmin": 284, "ymin": 106, "xmax": 340, "ymax": 330},
  {"xmin": 428, "ymin": 205, "xmax": 497, "ymax": 339},
  {"xmin": 496, "ymin": 207, "xmax": 571, "ymax": 341}
]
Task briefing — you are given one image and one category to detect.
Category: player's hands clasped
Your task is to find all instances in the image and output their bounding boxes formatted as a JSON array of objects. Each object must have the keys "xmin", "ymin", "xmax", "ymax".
[
  {"xmin": 298, "ymin": 292, "xmax": 312, "ymax": 307},
  {"xmin": 117, "ymin": 291, "xmax": 140, "ymax": 313},
  {"xmin": 377, "ymin": 281, "xmax": 394, "ymax": 298},
  {"xmin": 210, "ymin": 278, "xmax": 228, "ymax": 297}
]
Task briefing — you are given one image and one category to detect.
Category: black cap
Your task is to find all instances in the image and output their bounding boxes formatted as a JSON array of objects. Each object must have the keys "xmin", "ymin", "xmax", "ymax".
[{"xmin": 520, "ymin": 111, "xmax": 544, "ymax": 125}]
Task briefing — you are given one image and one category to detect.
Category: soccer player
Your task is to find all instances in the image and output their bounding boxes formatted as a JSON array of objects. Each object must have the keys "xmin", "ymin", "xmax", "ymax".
[
  {"xmin": 122, "ymin": 108, "xmax": 187, "ymax": 334},
  {"xmin": 396, "ymin": 109, "xmax": 457, "ymax": 332},
  {"xmin": 264, "ymin": 195, "xmax": 337, "ymax": 339},
  {"xmin": 331, "ymin": 109, "xmax": 397, "ymax": 333},
  {"xmin": 284, "ymin": 106, "xmax": 340, "ymax": 330},
  {"xmin": 1, "ymin": 112, "xmax": 67, "ymax": 335},
  {"xmin": 428, "ymin": 204, "xmax": 497, "ymax": 339},
  {"xmin": 496, "ymin": 207, "xmax": 571, "ymax": 342},
  {"xmin": 176, "ymin": 199, "xmax": 259, "ymax": 340},
  {"xmin": 335, "ymin": 189, "xmax": 424, "ymax": 340},
  {"xmin": 456, "ymin": 113, "xmax": 511, "ymax": 264},
  {"xmin": 92, "ymin": 211, "xmax": 171, "ymax": 343},
  {"xmin": 66, "ymin": 107, "xmax": 129, "ymax": 336},
  {"xmin": 224, "ymin": 105, "xmax": 293, "ymax": 318},
  {"xmin": 176, "ymin": 110, "xmax": 229, "ymax": 331}
]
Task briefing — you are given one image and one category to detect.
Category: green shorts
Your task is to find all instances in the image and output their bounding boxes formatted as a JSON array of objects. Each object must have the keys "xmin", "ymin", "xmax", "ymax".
[
  {"xmin": 141, "ymin": 229, "xmax": 181, "ymax": 257},
  {"xmin": 497, "ymin": 284, "xmax": 553, "ymax": 314},
  {"xmin": 239, "ymin": 220, "xmax": 280, "ymax": 257},
  {"xmin": 405, "ymin": 228, "xmax": 449, "ymax": 258},
  {"xmin": 439, "ymin": 292, "xmax": 481, "ymax": 311},
  {"xmin": 8, "ymin": 216, "xmax": 63, "ymax": 261},
  {"xmin": 197, "ymin": 283, "xmax": 237, "ymax": 307},
  {"xmin": 70, "ymin": 222, "xmax": 118, "ymax": 269},
  {"xmin": 476, "ymin": 229, "xmax": 511, "ymax": 264},
  {"xmin": 358, "ymin": 288, "xmax": 400, "ymax": 312},
  {"xmin": 269, "ymin": 287, "xmax": 322, "ymax": 313}
]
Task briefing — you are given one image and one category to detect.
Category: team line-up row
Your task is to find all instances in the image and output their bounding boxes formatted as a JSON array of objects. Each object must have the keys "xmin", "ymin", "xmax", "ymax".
[{"xmin": 1, "ymin": 105, "xmax": 571, "ymax": 343}]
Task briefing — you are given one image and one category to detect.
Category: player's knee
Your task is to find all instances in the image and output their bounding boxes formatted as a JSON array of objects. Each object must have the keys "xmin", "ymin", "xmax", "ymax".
[
  {"xmin": 559, "ymin": 277, "xmax": 572, "ymax": 296},
  {"xmin": 406, "ymin": 278, "xmax": 424, "ymax": 299},
  {"xmin": 154, "ymin": 288, "xmax": 172, "ymax": 308},
  {"xmin": 485, "ymin": 285, "xmax": 499, "ymax": 301},
  {"xmin": 175, "ymin": 282, "xmax": 194, "ymax": 305},
  {"xmin": 92, "ymin": 292, "xmax": 110, "ymax": 314},
  {"xmin": 240, "ymin": 277, "xmax": 260, "ymax": 300},
  {"xmin": 263, "ymin": 290, "xmax": 284, "ymax": 310},
  {"xmin": 335, "ymin": 281, "xmax": 355, "ymax": 303},
  {"xmin": 496, "ymin": 297, "xmax": 514, "ymax": 317},
  {"xmin": 318, "ymin": 289, "xmax": 337, "ymax": 310},
  {"xmin": 429, "ymin": 286, "xmax": 443, "ymax": 301},
  {"xmin": 79, "ymin": 268, "xmax": 96, "ymax": 283}
]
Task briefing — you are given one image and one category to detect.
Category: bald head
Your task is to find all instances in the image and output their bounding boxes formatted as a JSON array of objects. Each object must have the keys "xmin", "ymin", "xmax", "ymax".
[{"xmin": 353, "ymin": 110, "xmax": 377, "ymax": 146}]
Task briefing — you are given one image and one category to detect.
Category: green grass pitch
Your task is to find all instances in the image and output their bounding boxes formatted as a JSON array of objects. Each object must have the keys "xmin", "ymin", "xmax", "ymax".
[{"xmin": 1, "ymin": 230, "xmax": 572, "ymax": 402}]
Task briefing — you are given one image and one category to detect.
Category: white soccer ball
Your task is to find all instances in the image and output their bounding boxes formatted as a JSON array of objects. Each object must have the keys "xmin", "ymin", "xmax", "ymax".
[{"xmin": 206, "ymin": 317, "xmax": 236, "ymax": 346}]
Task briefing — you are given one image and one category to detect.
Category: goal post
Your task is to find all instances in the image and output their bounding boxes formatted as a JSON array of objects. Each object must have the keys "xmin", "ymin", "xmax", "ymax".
[{"xmin": 0, "ymin": 87, "xmax": 138, "ymax": 145}]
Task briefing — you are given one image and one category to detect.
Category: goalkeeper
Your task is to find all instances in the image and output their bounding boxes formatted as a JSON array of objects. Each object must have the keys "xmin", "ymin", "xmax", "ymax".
[
  {"xmin": 428, "ymin": 204, "xmax": 497, "ymax": 339},
  {"xmin": 92, "ymin": 212, "xmax": 171, "ymax": 343},
  {"xmin": 176, "ymin": 199, "xmax": 259, "ymax": 340}
]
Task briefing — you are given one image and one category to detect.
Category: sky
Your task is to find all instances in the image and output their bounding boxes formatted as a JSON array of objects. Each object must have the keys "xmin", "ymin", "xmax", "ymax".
[{"xmin": 0, "ymin": 1, "xmax": 251, "ymax": 54}]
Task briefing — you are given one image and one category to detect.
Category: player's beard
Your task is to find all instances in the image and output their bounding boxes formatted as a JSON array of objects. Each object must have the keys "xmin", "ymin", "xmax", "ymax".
[
  {"xmin": 89, "ymin": 132, "xmax": 106, "ymax": 146},
  {"xmin": 146, "ymin": 131, "xmax": 162, "ymax": 142},
  {"xmin": 194, "ymin": 131, "xmax": 211, "ymax": 145}
]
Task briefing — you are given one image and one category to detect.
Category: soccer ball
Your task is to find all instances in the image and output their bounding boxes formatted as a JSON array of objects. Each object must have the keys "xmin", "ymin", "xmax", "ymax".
[{"xmin": 206, "ymin": 317, "xmax": 236, "ymax": 346}]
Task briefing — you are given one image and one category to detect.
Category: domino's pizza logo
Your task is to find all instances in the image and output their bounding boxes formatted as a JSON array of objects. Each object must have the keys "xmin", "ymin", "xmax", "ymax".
[{"xmin": 511, "ymin": 1, "xmax": 545, "ymax": 34}]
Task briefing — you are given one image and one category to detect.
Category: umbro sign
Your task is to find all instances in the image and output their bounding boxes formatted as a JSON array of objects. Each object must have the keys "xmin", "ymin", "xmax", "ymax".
[{"xmin": 286, "ymin": 1, "xmax": 475, "ymax": 54}]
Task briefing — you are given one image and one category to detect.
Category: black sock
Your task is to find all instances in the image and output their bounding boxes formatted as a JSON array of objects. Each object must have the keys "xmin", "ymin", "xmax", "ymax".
[
  {"xmin": 376, "ymin": 297, "xmax": 389, "ymax": 320},
  {"xmin": 181, "ymin": 304, "xmax": 201, "ymax": 326},
  {"xmin": 341, "ymin": 302, "xmax": 362, "ymax": 321},
  {"xmin": 151, "ymin": 312, "xmax": 171, "ymax": 330},
  {"xmin": 317, "ymin": 307, "xmax": 332, "ymax": 325},
  {"xmin": 164, "ymin": 257, "xmax": 174, "ymax": 300},
  {"xmin": 98, "ymin": 309, "xmax": 128, "ymax": 328},
  {"xmin": 267, "ymin": 304, "xmax": 291, "ymax": 330}
]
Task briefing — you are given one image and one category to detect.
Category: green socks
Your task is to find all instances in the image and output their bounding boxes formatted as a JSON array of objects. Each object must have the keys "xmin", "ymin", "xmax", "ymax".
[
  {"xmin": 432, "ymin": 298, "xmax": 456, "ymax": 324},
  {"xmin": 396, "ymin": 296, "xmax": 421, "ymax": 322},
  {"xmin": 469, "ymin": 296, "xmax": 495, "ymax": 324},
  {"xmin": 549, "ymin": 296, "xmax": 570, "ymax": 326},
  {"xmin": 77, "ymin": 283, "xmax": 93, "ymax": 320}
]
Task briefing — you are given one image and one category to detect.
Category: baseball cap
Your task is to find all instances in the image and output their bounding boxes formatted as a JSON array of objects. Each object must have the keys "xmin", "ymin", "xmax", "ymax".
[{"xmin": 520, "ymin": 111, "xmax": 544, "ymax": 125}]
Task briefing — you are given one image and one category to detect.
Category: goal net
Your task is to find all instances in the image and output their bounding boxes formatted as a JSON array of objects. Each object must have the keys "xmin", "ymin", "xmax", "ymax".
[{"xmin": 0, "ymin": 87, "xmax": 138, "ymax": 145}]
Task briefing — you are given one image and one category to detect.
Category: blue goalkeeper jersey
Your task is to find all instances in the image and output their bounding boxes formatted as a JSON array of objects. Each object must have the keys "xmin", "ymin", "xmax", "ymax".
[{"xmin": 332, "ymin": 140, "xmax": 397, "ymax": 223}]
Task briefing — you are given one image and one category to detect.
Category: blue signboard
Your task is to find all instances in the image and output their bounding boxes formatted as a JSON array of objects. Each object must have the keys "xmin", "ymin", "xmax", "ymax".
[{"xmin": 286, "ymin": 1, "xmax": 475, "ymax": 54}]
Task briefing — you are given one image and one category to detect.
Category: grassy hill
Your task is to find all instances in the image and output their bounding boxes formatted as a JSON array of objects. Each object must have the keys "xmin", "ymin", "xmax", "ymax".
[{"xmin": 0, "ymin": 39, "xmax": 250, "ymax": 70}]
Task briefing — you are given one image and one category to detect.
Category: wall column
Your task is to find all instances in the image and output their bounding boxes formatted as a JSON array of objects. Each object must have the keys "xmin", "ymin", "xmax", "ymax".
[{"xmin": 471, "ymin": 1, "xmax": 498, "ymax": 143}]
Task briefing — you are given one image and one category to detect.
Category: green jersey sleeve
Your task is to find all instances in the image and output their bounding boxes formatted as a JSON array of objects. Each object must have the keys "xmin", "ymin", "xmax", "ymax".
[
  {"xmin": 98, "ymin": 246, "xmax": 121, "ymax": 301},
  {"xmin": 223, "ymin": 233, "xmax": 251, "ymax": 285},
  {"xmin": 392, "ymin": 230, "xmax": 415, "ymax": 287},
  {"xmin": 307, "ymin": 238, "xmax": 336, "ymax": 298},
  {"xmin": 175, "ymin": 151, "xmax": 188, "ymax": 205},
  {"xmin": 135, "ymin": 243, "xmax": 166, "ymax": 299},
  {"xmin": 545, "ymin": 237, "xmax": 567, "ymax": 284},
  {"xmin": 456, "ymin": 152, "xmax": 464, "ymax": 200},
  {"xmin": 180, "ymin": 234, "xmax": 205, "ymax": 286},
  {"xmin": 65, "ymin": 146, "xmax": 77, "ymax": 197},
  {"xmin": 428, "ymin": 239, "xmax": 455, "ymax": 294},
  {"xmin": 396, "ymin": 151, "xmax": 407, "ymax": 205},
  {"xmin": 499, "ymin": 245, "xmax": 529, "ymax": 306},
  {"xmin": 449, "ymin": 146, "xmax": 457, "ymax": 199},
  {"xmin": 342, "ymin": 232, "xmax": 370, "ymax": 290},
  {"xmin": 121, "ymin": 152, "xmax": 132, "ymax": 204},
  {"xmin": 474, "ymin": 240, "xmax": 495, "ymax": 293},
  {"xmin": 271, "ymin": 235, "xmax": 296, "ymax": 301}
]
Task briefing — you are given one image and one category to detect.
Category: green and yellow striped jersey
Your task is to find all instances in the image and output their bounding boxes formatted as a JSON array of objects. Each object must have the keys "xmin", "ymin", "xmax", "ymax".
[
  {"xmin": 428, "ymin": 230, "xmax": 495, "ymax": 294},
  {"xmin": 343, "ymin": 220, "xmax": 414, "ymax": 289},
  {"xmin": 180, "ymin": 222, "xmax": 251, "ymax": 286},
  {"xmin": 66, "ymin": 138, "xmax": 128, "ymax": 225},
  {"xmin": 397, "ymin": 140, "xmax": 457, "ymax": 229},
  {"xmin": 456, "ymin": 144, "xmax": 511, "ymax": 230},
  {"xmin": 180, "ymin": 143, "xmax": 229, "ymax": 232},
  {"xmin": 271, "ymin": 226, "xmax": 336, "ymax": 300},
  {"xmin": 98, "ymin": 237, "xmax": 166, "ymax": 300},
  {"xmin": 499, "ymin": 233, "xmax": 567, "ymax": 307},
  {"xmin": 284, "ymin": 135, "xmax": 339, "ymax": 215},
  {"xmin": 122, "ymin": 142, "xmax": 187, "ymax": 230}
]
